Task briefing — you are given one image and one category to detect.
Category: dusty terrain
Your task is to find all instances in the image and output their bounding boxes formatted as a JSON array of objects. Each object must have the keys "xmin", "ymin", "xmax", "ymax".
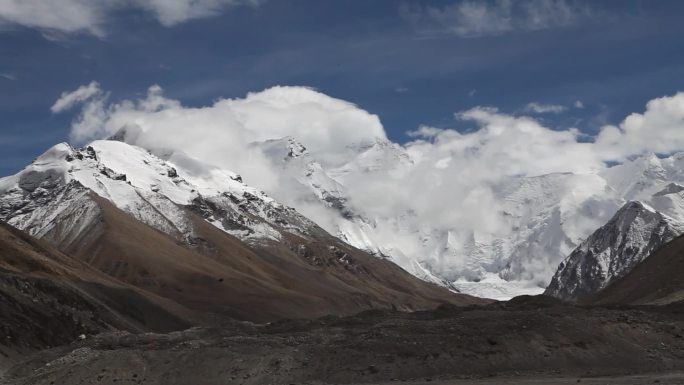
[
  {"xmin": 0, "ymin": 220, "xmax": 195, "ymax": 370},
  {"xmin": 0, "ymin": 195, "xmax": 484, "ymax": 370},
  {"xmin": 0, "ymin": 204, "xmax": 483, "ymax": 381},
  {"xmin": 4, "ymin": 296, "xmax": 684, "ymax": 385}
]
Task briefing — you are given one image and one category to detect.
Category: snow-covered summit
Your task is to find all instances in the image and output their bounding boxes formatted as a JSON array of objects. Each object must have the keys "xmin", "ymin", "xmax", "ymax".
[
  {"xmin": 328, "ymin": 138, "xmax": 414, "ymax": 181},
  {"xmin": 256, "ymin": 136, "xmax": 308, "ymax": 162},
  {"xmin": 0, "ymin": 140, "xmax": 315, "ymax": 244},
  {"xmin": 601, "ymin": 152, "xmax": 684, "ymax": 201},
  {"xmin": 1, "ymin": 140, "xmax": 258, "ymax": 202}
]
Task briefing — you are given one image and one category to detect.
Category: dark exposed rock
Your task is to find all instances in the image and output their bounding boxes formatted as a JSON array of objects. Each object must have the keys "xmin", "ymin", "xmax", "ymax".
[
  {"xmin": 545, "ymin": 201, "xmax": 683, "ymax": 301},
  {"xmin": 99, "ymin": 167, "xmax": 127, "ymax": 182},
  {"xmin": 85, "ymin": 146, "xmax": 97, "ymax": 160}
]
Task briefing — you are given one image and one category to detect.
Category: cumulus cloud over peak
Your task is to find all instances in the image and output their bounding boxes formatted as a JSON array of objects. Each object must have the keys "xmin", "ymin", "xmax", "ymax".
[
  {"xmin": 0, "ymin": 0, "xmax": 257, "ymax": 36},
  {"xmin": 51, "ymin": 83, "xmax": 684, "ymax": 286},
  {"xmin": 55, "ymin": 83, "xmax": 684, "ymax": 184},
  {"xmin": 414, "ymin": 106, "xmax": 599, "ymax": 177},
  {"xmin": 55, "ymin": 83, "xmax": 386, "ymax": 190}
]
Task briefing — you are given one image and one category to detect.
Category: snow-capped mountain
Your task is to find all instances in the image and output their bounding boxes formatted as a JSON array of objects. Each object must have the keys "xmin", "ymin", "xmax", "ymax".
[
  {"xmin": 0, "ymin": 140, "xmax": 315, "ymax": 246},
  {"xmin": 6, "ymin": 135, "xmax": 684, "ymax": 302},
  {"xmin": 0, "ymin": 139, "xmax": 479, "ymax": 321},
  {"xmin": 254, "ymin": 137, "xmax": 684, "ymax": 299},
  {"xmin": 252, "ymin": 137, "xmax": 453, "ymax": 287},
  {"xmin": 544, "ymin": 201, "xmax": 684, "ymax": 301}
]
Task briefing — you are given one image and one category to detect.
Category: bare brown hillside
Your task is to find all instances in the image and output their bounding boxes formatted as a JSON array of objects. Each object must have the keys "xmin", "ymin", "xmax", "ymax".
[
  {"xmin": 34, "ymin": 193, "xmax": 485, "ymax": 324},
  {"xmin": 0, "ymin": 221, "xmax": 194, "ymax": 370}
]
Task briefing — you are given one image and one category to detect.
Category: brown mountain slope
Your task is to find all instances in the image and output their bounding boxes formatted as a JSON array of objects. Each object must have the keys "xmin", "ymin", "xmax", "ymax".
[
  {"xmin": 590, "ymin": 234, "xmax": 684, "ymax": 305},
  {"xmin": 35, "ymin": 192, "xmax": 485, "ymax": 323},
  {"xmin": 0, "ymin": 221, "xmax": 196, "ymax": 370}
]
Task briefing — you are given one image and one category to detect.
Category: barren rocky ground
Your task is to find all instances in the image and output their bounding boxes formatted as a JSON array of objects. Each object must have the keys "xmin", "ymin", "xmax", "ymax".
[{"xmin": 3, "ymin": 296, "xmax": 684, "ymax": 385}]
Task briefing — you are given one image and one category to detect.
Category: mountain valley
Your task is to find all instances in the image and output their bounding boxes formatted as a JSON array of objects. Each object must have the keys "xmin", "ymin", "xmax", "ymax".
[{"xmin": 2, "ymin": 140, "xmax": 684, "ymax": 384}]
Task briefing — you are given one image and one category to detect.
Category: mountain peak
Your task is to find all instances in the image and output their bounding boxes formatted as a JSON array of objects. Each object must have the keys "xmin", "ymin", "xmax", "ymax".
[
  {"xmin": 0, "ymin": 139, "xmax": 481, "ymax": 332},
  {"xmin": 601, "ymin": 152, "xmax": 668, "ymax": 201},
  {"xmin": 0, "ymin": 139, "xmax": 294, "ymax": 243},
  {"xmin": 653, "ymin": 182, "xmax": 684, "ymax": 197},
  {"xmin": 256, "ymin": 136, "xmax": 309, "ymax": 162},
  {"xmin": 545, "ymin": 199, "xmax": 683, "ymax": 301},
  {"xmin": 107, "ymin": 125, "xmax": 143, "ymax": 143}
]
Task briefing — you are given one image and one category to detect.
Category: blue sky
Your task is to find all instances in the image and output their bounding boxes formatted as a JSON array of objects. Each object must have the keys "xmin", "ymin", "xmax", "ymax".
[{"xmin": 1, "ymin": 0, "xmax": 684, "ymax": 175}]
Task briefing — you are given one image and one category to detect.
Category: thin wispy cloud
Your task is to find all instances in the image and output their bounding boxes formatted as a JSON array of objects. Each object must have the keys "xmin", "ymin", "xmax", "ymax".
[
  {"xmin": 524, "ymin": 102, "xmax": 567, "ymax": 114},
  {"xmin": 400, "ymin": 0, "xmax": 592, "ymax": 38},
  {"xmin": 0, "ymin": 73, "xmax": 16, "ymax": 81},
  {"xmin": 51, "ymin": 81, "xmax": 102, "ymax": 113},
  {"xmin": 406, "ymin": 125, "xmax": 444, "ymax": 138},
  {"xmin": 0, "ymin": 0, "xmax": 260, "ymax": 37}
]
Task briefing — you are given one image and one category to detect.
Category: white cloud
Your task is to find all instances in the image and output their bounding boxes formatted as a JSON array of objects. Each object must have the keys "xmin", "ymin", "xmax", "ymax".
[
  {"xmin": 406, "ymin": 125, "xmax": 444, "ymax": 138},
  {"xmin": 524, "ymin": 102, "xmax": 568, "ymax": 114},
  {"xmin": 574, "ymin": 100, "xmax": 584, "ymax": 108},
  {"xmin": 0, "ymin": 0, "xmax": 257, "ymax": 37},
  {"xmin": 400, "ymin": 0, "xmax": 591, "ymax": 38},
  {"xmin": 51, "ymin": 81, "xmax": 102, "ymax": 113},
  {"xmin": 130, "ymin": 0, "xmax": 260, "ymax": 27},
  {"xmin": 56, "ymin": 83, "xmax": 684, "ymax": 195},
  {"xmin": 57, "ymin": 83, "xmax": 385, "ymax": 191},
  {"xmin": 0, "ymin": 72, "xmax": 16, "ymax": 81},
  {"xmin": 595, "ymin": 92, "xmax": 684, "ymax": 161},
  {"xmin": 334, "ymin": 95, "xmax": 684, "ymax": 285},
  {"xmin": 345, "ymin": 107, "xmax": 601, "ymax": 238},
  {"xmin": 0, "ymin": 0, "xmax": 105, "ymax": 36},
  {"xmin": 54, "ymin": 83, "xmax": 684, "ymax": 285}
]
